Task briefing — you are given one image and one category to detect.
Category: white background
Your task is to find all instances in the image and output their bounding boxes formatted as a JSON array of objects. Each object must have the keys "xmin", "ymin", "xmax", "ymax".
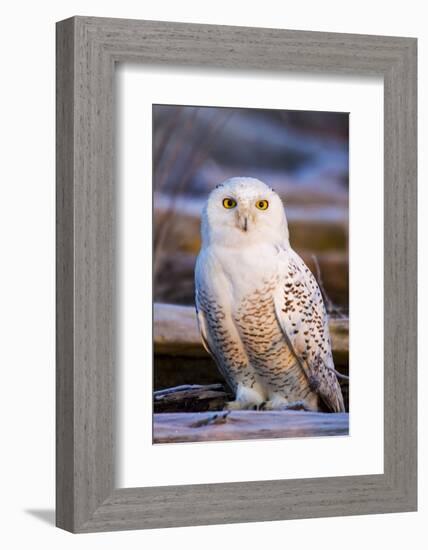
[
  {"xmin": 0, "ymin": 1, "xmax": 425, "ymax": 549},
  {"xmin": 118, "ymin": 67, "xmax": 384, "ymax": 487}
]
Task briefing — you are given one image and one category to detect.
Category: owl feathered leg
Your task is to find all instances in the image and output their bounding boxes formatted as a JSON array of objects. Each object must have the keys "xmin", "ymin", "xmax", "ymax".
[
  {"xmin": 224, "ymin": 383, "xmax": 266, "ymax": 411},
  {"xmin": 258, "ymin": 400, "xmax": 313, "ymax": 411},
  {"xmin": 258, "ymin": 393, "xmax": 318, "ymax": 412}
]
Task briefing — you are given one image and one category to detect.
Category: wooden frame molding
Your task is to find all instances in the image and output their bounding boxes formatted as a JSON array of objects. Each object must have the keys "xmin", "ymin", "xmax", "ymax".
[{"xmin": 56, "ymin": 16, "xmax": 417, "ymax": 532}]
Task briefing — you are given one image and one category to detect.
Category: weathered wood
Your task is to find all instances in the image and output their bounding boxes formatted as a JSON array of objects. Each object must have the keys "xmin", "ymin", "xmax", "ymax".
[
  {"xmin": 154, "ymin": 302, "xmax": 348, "ymax": 362},
  {"xmin": 154, "ymin": 383, "xmax": 231, "ymax": 413},
  {"xmin": 153, "ymin": 410, "xmax": 349, "ymax": 443}
]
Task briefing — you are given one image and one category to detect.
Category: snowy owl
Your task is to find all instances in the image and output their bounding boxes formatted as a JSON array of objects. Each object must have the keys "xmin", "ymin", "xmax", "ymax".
[{"xmin": 195, "ymin": 177, "xmax": 345, "ymax": 413}]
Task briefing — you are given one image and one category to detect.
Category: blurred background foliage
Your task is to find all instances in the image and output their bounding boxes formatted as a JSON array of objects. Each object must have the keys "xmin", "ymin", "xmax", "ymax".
[{"xmin": 153, "ymin": 104, "xmax": 349, "ymax": 316}]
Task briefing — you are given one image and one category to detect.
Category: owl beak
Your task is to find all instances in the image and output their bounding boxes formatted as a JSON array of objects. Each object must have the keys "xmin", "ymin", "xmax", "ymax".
[
  {"xmin": 237, "ymin": 206, "xmax": 250, "ymax": 232},
  {"xmin": 237, "ymin": 215, "xmax": 248, "ymax": 232}
]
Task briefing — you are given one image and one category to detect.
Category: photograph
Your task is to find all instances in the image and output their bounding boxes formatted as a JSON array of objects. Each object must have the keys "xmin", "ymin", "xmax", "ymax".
[{"xmin": 152, "ymin": 103, "xmax": 350, "ymax": 443}]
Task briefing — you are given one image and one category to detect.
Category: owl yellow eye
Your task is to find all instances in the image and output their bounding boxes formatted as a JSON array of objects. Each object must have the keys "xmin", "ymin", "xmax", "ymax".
[
  {"xmin": 256, "ymin": 199, "xmax": 269, "ymax": 210},
  {"xmin": 222, "ymin": 198, "xmax": 237, "ymax": 209}
]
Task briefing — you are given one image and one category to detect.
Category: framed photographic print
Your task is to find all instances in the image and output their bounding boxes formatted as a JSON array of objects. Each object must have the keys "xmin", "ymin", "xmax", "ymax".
[{"xmin": 56, "ymin": 16, "xmax": 417, "ymax": 532}]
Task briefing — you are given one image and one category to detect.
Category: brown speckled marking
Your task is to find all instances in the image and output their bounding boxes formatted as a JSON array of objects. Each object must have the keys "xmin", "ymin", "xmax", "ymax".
[
  {"xmin": 196, "ymin": 288, "xmax": 257, "ymax": 392},
  {"xmin": 235, "ymin": 276, "xmax": 319, "ymax": 408}
]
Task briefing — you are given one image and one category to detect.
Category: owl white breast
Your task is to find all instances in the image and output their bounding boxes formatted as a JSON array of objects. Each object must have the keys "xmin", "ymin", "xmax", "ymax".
[{"xmin": 195, "ymin": 177, "xmax": 345, "ymax": 413}]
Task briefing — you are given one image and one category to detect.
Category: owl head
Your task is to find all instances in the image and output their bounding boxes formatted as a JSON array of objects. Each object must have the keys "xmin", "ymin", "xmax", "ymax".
[{"xmin": 201, "ymin": 177, "xmax": 289, "ymax": 248}]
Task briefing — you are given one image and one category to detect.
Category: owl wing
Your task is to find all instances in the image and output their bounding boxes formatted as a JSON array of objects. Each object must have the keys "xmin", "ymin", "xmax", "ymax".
[
  {"xmin": 273, "ymin": 249, "xmax": 345, "ymax": 412},
  {"xmin": 194, "ymin": 256, "xmax": 249, "ymax": 393},
  {"xmin": 195, "ymin": 298, "xmax": 218, "ymax": 362},
  {"xmin": 195, "ymin": 289, "xmax": 246, "ymax": 393}
]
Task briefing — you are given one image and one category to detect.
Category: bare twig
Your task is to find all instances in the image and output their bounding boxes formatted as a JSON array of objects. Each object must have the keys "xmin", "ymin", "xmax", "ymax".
[
  {"xmin": 153, "ymin": 106, "xmax": 184, "ymax": 171},
  {"xmin": 154, "ymin": 107, "xmax": 199, "ymax": 195},
  {"xmin": 325, "ymin": 364, "xmax": 350, "ymax": 381},
  {"xmin": 153, "ymin": 383, "xmax": 231, "ymax": 413},
  {"xmin": 311, "ymin": 254, "xmax": 346, "ymax": 319},
  {"xmin": 153, "ymin": 109, "xmax": 234, "ymax": 280}
]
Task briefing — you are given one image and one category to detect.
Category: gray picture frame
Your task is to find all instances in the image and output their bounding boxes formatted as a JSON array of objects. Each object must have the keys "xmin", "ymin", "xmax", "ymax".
[{"xmin": 56, "ymin": 16, "xmax": 417, "ymax": 533}]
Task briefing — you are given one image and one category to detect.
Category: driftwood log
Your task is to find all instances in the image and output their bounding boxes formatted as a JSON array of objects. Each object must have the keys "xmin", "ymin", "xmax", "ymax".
[
  {"xmin": 153, "ymin": 410, "xmax": 349, "ymax": 443},
  {"xmin": 154, "ymin": 383, "xmax": 232, "ymax": 413}
]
